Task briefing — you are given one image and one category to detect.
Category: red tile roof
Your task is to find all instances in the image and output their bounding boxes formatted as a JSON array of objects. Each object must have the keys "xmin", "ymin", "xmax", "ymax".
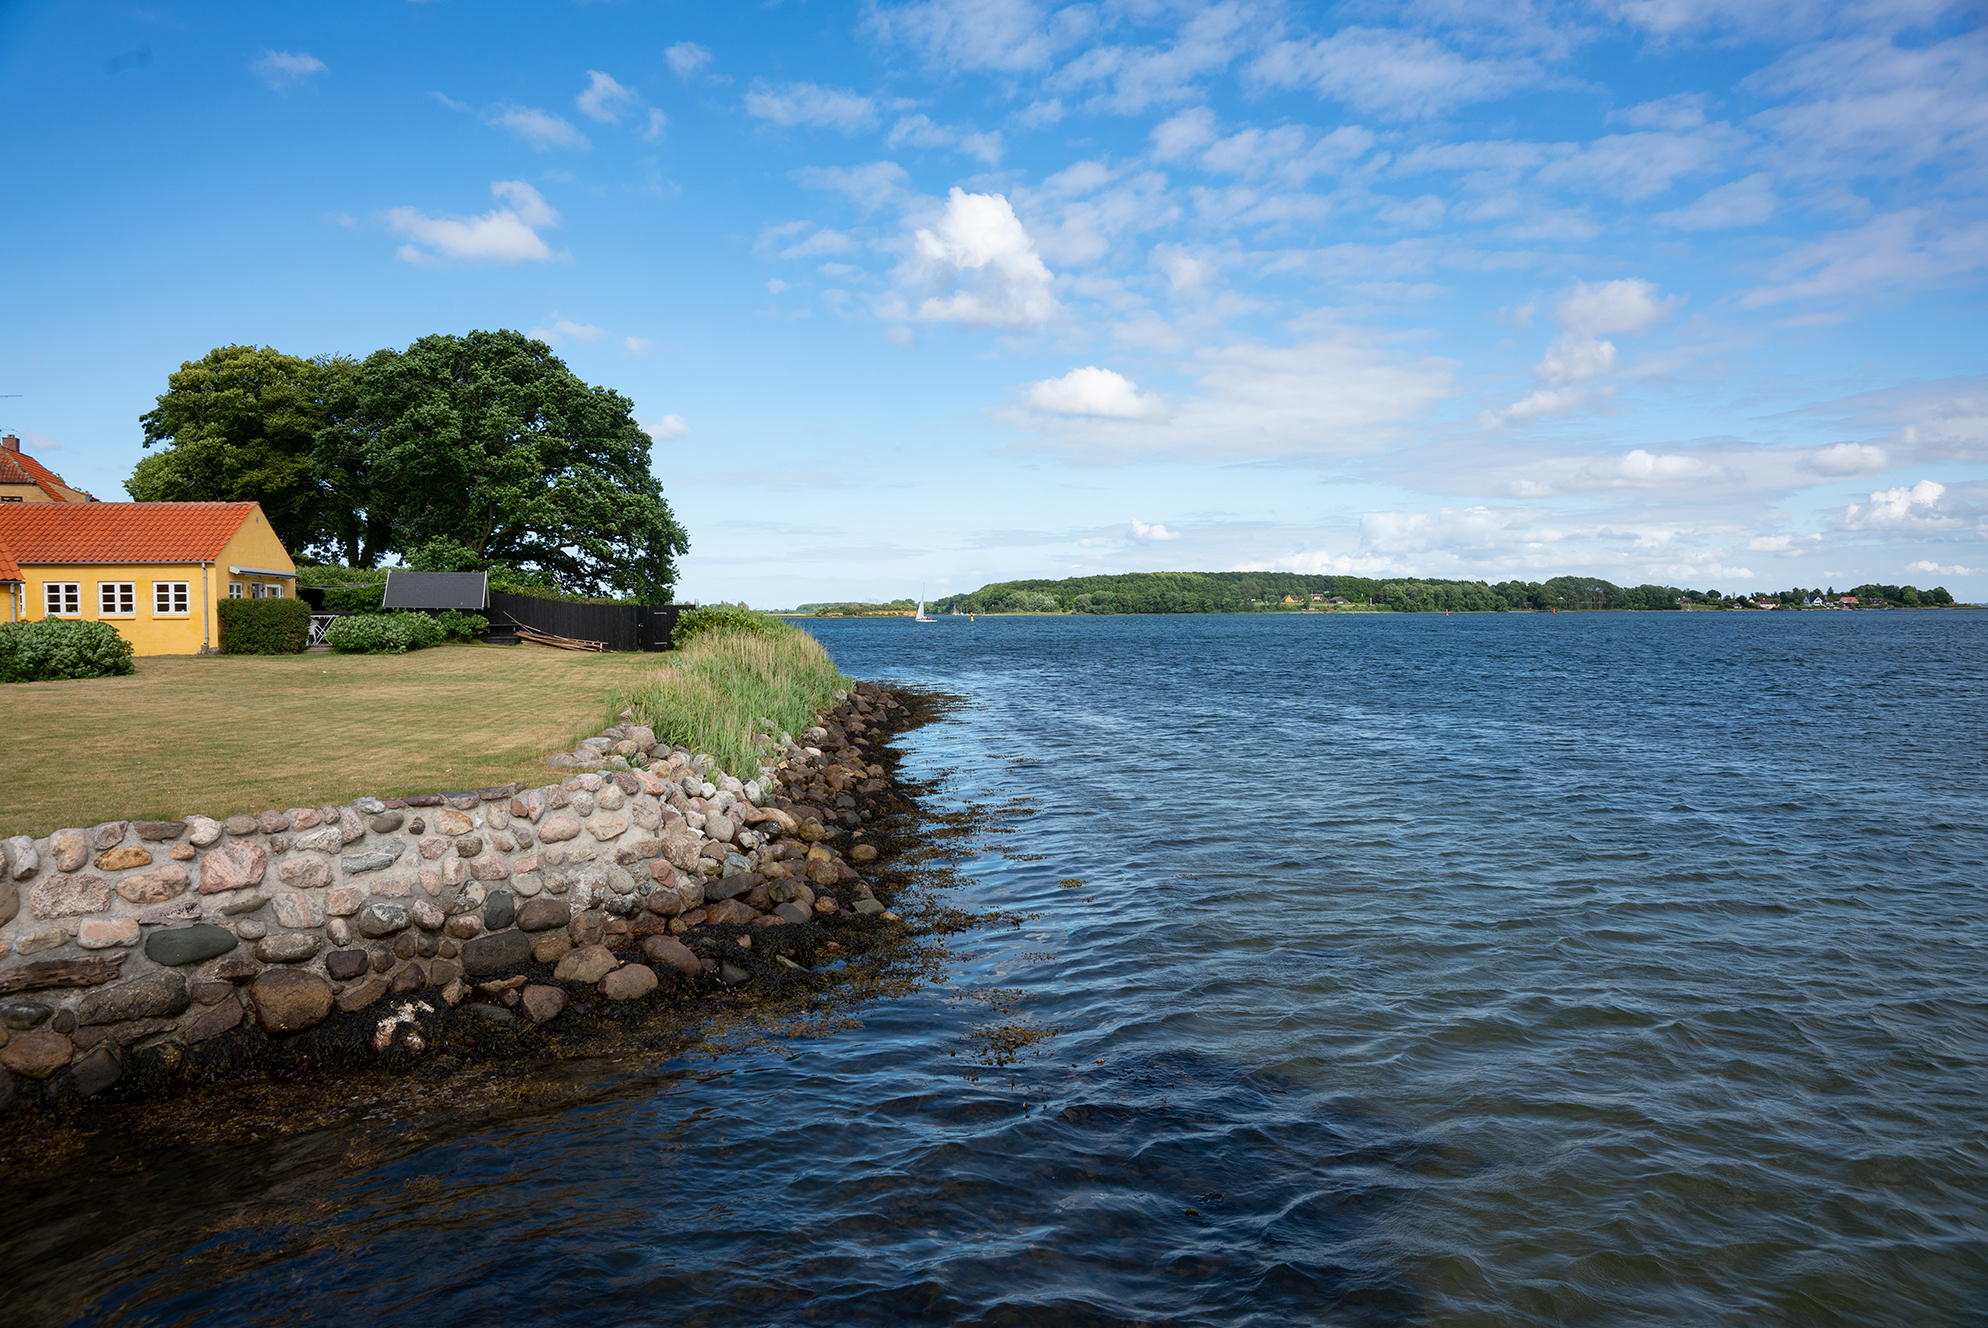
[
  {"xmin": 0, "ymin": 443, "xmax": 96, "ymax": 502},
  {"xmin": 0, "ymin": 502, "xmax": 260, "ymax": 566}
]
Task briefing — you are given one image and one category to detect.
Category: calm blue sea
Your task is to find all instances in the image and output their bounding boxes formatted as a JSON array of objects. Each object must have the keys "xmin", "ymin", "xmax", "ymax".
[{"xmin": 13, "ymin": 611, "xmax": 1988, "ymax": 1326}]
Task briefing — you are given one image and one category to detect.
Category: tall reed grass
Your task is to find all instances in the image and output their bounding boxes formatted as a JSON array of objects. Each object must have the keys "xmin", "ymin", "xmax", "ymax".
[{"xmin": 607, "ymin": 624, "xmax": 852, "ymax": 777}]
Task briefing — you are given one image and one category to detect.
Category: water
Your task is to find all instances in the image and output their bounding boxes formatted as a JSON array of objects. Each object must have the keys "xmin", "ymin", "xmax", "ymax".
[{"xmin": 7, "ymin": 612, "xmax": 1986, "ymax": 1326}]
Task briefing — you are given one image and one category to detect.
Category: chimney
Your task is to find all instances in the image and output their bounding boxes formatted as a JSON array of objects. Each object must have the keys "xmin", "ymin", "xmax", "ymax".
[{"xmin": 1, "ymin": 435, "xmax": 17, "ymax": 452}]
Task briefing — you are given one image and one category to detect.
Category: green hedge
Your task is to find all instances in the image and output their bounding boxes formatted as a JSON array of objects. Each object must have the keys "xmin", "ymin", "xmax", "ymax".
[
  {"xmin": 671, "ymin": 603, "xmax": 784, "ymax": 648},
  {"xmin": 0, "ymin": 619, "xmax": 136, "ymax": 682},
  {"xmin": 217, "ymin": 598, "xmax": 311, "ymax": 654},
  {"xmin": 321, "ymin": 583, "xmax": 386, "ymax": 612},
  {"xmin": 324, "ymin": 612, "xmax": 446, "ymax": 654},
  {"xmin": 436, "ymin": 609, "xmax": 489, "ymax": 642}
]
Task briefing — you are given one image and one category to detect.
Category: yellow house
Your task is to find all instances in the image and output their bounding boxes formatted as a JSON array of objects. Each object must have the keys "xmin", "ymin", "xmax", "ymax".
[
  {"xmin": 0, "ymin": 502, "xmax": 296, "ymax": 654},
  {"xmin": 0, "ymin": 433, "xmax": 97, "ymax": 503}
]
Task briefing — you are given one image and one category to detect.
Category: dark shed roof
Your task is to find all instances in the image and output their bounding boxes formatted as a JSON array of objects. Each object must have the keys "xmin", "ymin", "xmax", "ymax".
[{"xmin": 382, "ymin": 570, "xmax": 489, "ymax": 610}]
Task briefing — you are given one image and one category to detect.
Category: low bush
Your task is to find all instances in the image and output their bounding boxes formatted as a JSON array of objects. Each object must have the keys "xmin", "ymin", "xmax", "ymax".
[
  {"xmin": 324, "ymin": 612, "xmax": 446, "ymax": 654},
  {"xmin": 0, "ymin": 619, "xmax": 136, "ymax": 683},
  {"xmin": 612, "ymin": 621, "xmax": 849, "ymax": 777},
  {"xmin": 671, "ymin": 603, "xmax": 784, "ymax": 649},
  {"xmin": 436, "ymin": 610, "xmax": 490, "ymax": 642},
  {"xmin": 217, "ymin": 598, "xmax": 311, "ymax": 654}
]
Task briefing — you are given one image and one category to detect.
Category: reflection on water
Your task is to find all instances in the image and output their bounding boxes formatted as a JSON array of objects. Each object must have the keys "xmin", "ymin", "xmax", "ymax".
[{"xmin": 6, "ymin": 611, "xmax": 1986, "ymax": 1326}]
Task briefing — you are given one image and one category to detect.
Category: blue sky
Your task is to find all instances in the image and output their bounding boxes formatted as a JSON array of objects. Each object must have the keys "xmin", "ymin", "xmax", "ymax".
[{"xmin": 3, "ymin": 0, "xmax": 1984, "ymax": 605}]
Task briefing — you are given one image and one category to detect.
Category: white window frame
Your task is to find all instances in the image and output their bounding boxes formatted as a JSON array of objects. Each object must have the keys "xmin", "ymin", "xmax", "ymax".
[
  {"xmin": 99, "ymin": 581, "xmax": 136, "ymax": 616},
  {"xmin": 44, "ymin": 582, "xmax": 80, "ymax": 616},
  {"xmin": 228, "ymin": 581, "xmax": 244, "ymax": 599},
  {"xmin": 153, "ymin": 581, "xmax": 191, "ymax": 616}
]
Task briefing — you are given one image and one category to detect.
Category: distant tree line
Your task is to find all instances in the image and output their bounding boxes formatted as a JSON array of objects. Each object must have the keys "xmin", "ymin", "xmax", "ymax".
[
  {"xmin": 126, "ymin": 333, "xmax": 688, "ymax": 601},
  {"xmin": 929, "ymin": 572, "xmax": 1960, "ymax": 615}
]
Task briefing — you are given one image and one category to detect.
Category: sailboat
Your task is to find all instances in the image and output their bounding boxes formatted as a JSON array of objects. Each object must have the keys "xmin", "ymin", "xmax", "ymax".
[{"xmin": 914, "ymin": 599, "xmax": 935, "ymax": 622}]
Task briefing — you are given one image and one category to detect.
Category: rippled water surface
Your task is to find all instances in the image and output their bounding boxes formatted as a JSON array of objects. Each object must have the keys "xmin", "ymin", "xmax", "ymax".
[{"xmin": 11, "ymin": 612, "xmax": 1988, "ymax": 1326}]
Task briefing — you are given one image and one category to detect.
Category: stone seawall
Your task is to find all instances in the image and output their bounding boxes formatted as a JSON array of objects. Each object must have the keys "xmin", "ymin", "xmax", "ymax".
[{"xmin": 0, "ymin": 684, "xmax": 914, "ymax": 1112}]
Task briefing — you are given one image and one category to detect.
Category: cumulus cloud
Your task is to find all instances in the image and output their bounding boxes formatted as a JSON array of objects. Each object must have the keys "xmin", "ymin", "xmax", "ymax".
[
  {"xmin": 1483, "ymin": 279, "xmax": 1678, "ymax": 427},
  {"xmin": 666, "ymin": 42, "xmax": 713, "ymax": 80},
  {"xmin": 1906, "ymin": 559, "xmax": 1977, "ymax": 576},
  {"xmin": 1027, "ymin": 366, "xmax": 1167, "ymax": 419},
  {"xmin": 252, "ymin": 50, "xmax": 325, "ymax": 91},
  {"xmin": 386, "ymin": 181, "xmax": 562, "ymax": 265},
  {"xmin": 577, "ymin": 70, "xmax": 642, "ymax": 124},
  {"xmin": 488, "ymin": 105, "xmax": 591, "ymax": 151},
  {"xmin": 646, "ymin": 414, "xmax": 690, "ymax": 440},
  {"xmin": 529, "ymin": 319, "xmax": 604, "ymax": 345},
  {"xmin": 1130, "ymin": 519, "xmax": 1180, "ymax": 540},
  {"xmin": 745, "ymin": 81, "xmax": 877, "ymax": 133},
  {"xmin": 1842, "ymin": 479, "xmax": 1962, "ymax": 531},
  {"xmin": 891, "ymin": 188, "xmax": 1059, "ymax": 328},
  {"xmin": 1250, "ymin": 27, "xmax": 1540, "ymax": 119}
]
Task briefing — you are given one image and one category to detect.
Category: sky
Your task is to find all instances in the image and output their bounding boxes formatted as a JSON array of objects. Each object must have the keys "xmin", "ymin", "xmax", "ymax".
[{"xmin": 2, "ymin": 0, "xmax": 1984, "ymax": 607}]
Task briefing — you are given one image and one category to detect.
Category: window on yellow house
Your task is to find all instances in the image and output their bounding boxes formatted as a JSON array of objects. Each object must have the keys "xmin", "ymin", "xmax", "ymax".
[
  {"xmin": 228, "ymin": 582, "xmax": 244, "ymax": 599},
  {"xmin": 153, "ymin": 581, "xmax": 190, "ymax": 615},
  {"xmin": 45, "ymin": 582, "xmax": 80, "ymax": 615},
  {"xmin": 99, "ymin": 582, "xmax": 135, "ymax": 615}
]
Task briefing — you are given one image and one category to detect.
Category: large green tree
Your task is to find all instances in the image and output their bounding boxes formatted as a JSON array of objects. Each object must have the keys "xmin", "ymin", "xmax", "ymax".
[
  {"xmin": 128, "ymin": 345, "xmax": 354, "ymax": 556},
  {"xmin": 315, "ymin": 330, "xmax": 688, "ymax": 600}
]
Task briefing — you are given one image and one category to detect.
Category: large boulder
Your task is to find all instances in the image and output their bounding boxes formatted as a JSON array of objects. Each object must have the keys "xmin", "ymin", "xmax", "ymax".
[
  {"xmin": 517, "ymin": 898, "xmax": 571, "ymax": 932},
  {"xmin": 601, "ymin": 964, "xmax": 658, "ymax": 1001},
  {"xmin": 641, "ymin": 934, "xmax": 703, "ymax": 977},
  {"xmin": 552, "ymin": 944, "xmax": 618, "ymax": 984},
  {"xmin": 252, "ymin": 968, "xmax": 334, "ymax": 1033},
  {"xmin": 0, "ymin": 1029, "xmax": 74, "ymax": 1079}
]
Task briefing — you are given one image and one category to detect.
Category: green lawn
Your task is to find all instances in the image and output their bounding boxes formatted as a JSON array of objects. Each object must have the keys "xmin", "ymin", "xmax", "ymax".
[{"xmin": 1, "ymin": 645, "xmax": 663, "ymax": 837}]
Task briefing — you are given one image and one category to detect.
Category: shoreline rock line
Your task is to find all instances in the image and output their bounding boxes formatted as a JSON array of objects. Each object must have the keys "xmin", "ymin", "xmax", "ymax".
[{"xmin": 0, "ymin": 682, "xmax": 920, "ymax": 1115}]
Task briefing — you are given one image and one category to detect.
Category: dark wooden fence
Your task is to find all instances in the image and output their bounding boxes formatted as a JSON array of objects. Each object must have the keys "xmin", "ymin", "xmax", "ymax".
[{"xmin": 488, "ymin": 592, "xmax": 688, "ymax": 652}]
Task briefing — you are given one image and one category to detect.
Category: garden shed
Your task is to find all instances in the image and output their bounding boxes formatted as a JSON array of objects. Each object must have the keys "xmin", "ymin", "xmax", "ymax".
[{"xmin": 381, "ymin": 570, "xmax": 489, "ymax": 610}]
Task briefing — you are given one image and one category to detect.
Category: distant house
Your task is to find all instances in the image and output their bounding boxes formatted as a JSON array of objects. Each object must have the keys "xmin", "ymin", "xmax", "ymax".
[
  {"xmin": 1840, "ymin": 596, "xmax": 1859, "ymax": 605},
  {"xmin": 0, "ymin": 502, "xmax": 295, "ymax": 654},
  {"xmin": 0, "ymin": 434, "xmax": 96, "ymax": 504},
  {"xmin": 1282, "ymin": 594, "xmax": 1303, "ymax": 604},
  {"xmin": 1328, "ymin": 595, "xmax": 1349, "ymax": 605}
]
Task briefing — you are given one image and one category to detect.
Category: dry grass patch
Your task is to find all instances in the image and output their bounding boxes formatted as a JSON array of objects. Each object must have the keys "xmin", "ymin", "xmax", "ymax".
[{"xmin": 0, "ymin": 646, "xmax": 660, "ymax": 837}]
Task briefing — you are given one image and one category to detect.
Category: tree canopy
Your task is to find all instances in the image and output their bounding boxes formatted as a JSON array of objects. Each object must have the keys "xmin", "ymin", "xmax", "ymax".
[
  {"xmin": 129, "ymin": 332, "xmax": 689, "ymax": 601},
  {"xmin": 128, "ymin": 345, "xmax": 352, "ymax": 556}
]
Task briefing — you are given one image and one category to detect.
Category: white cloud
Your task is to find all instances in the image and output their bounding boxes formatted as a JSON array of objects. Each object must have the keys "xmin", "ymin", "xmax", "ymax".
[
  {"xmin": 1655, "ymin": 173, "xmax": 1779, "ymax": 229},
  {"xmin": 1906, "ymin": 559, "xmax": 1977, "ymax": 576},
  {"xmin": 623, "ymin": 337, "xmax": 652, "ymax": 355},
  {"xmin": 1022, "ymin": 334, "xmax": 1452, "ymax": 459},
  {"xmin": 744, "ymin": 81, "xmax": 877, "ymax": 133},
  {"xmin": 646, "ymin": 414, "xmax": 690, "ymax": 440},
  {"xmin": 1555, "ymin": 278, "xmax": 1680, "ymax": 334},
  {"xmin": 1537, "ymin": 335, "xmax": 1617, "ymax": 385},
  {"xmin": 1481, "ymin": 386, "xmax": 1608, "ymax": 427},
  {"xmin": 1842, "ymin": 479, "xmax": 1961, "ymax": 531},
  {"xmin": 251, "ymin": 50, "xmax": 325, "ymax": 91},
  {"xmin": 1027, "ymin": 366, "xmax": 1167, "ymax": 419},
  {"xmin": 666, "ymin": 41, "xmax": 713, "ymax": 80},
  {"xmin": 640, "ymin": 108, "xmax": 668, "ymax": 141},
  {"xmin": 577, "ymin": 70, "xmax": 641, "ymax": 124},
  {"xmin": 885, "ymin": 326, "xmax": 918, "ymax": 349},
  {"xmin": 891, "ymin": 188, "xmax": 1059, "ymax": 328},
  {"xmin": 1807, "ymin": 442, "xmax": 1889, "ymax": 474},
  {"xmin": 886, "ymin": 115, "xmax": 1004, "ymax": 165},
  {"xmin": 1743, "ymin": 210, "xmax": 1988, "ymax": 307},
  {"xmin": 867, "ymin": 0, "xmax": 1088, "ymax": 73},
  {"xmin": 488, "ymin": 105, "xmax": 591, "ymax": 151},
  {"xmin": 386, "ymin": 181, "xmax": 562, "ymax": 265},
  {"xmin": 1130, "ymin": 519, "xmax": 1181, "ymax": 541},
  {"xmin": 1251, "ymin": 27, "xmax": 1541, "ymax": 119},
  {"xmin": 529, "ymin": 319, "xmax": 604, "ymax": 345},
  {"xmin": 1050, "ymin": 4, "xmax": 1249, "ymax": 115},
  {"xmin": 794, "ymin": 161, "xmax": 913, "ymax": 215}
]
